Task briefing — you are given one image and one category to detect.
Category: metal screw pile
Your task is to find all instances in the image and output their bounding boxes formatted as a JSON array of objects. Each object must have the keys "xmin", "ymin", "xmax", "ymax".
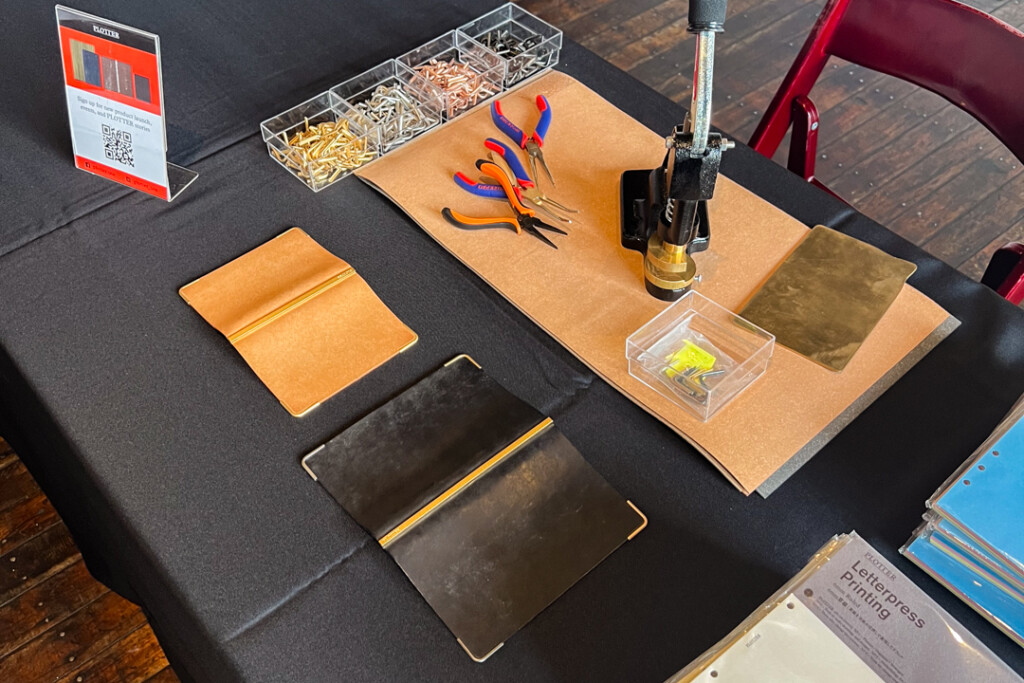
[
  {"xmin": 480, "ymin": 28, "xmax": 548, "ymax": 84},
  {"xmin": 351, "ymin": 84, "xmax": 439, "ymax": 151},
  {"xmin": 273, "ymin": 118, "xmax": 374, "ymax": 188},
  {"xmin": 413, "ymin": 59, "xmax": 498, "ymax": 118}
]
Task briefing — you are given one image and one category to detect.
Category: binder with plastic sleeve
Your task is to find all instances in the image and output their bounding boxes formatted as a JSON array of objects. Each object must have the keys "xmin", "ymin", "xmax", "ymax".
[
  {"xmin": 929, "ymin": 405, "xmax": 1024, "ymax": 578},
  {"xmin": 904, "ymin": 524, "xmax": 1024, "ymax": 648},
  {"xmin": 671, "ymin": 532, "xmax": 1021, "ymax": 683},
  {"xmin": 302, "ymin": 355, "xmax": 646, "ymax": 661}
]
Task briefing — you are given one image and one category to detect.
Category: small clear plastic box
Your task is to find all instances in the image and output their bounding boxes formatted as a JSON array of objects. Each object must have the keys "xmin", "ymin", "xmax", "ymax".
[
  {"xmin": 459, "ymin": 3, "xmax": 563, "ymax": 87},
  {"xmin": 260, "ymin": 92, "xmax": 378, "ymax": 192},
  {"xmin": 330, "ymin": 60, "xmax": 444, "ymax": 153},
  {"xmin": 397, "ymin": 30, "xmax": 504, "ymax": 119},
  {"xmin": 626, "ymin": 291, "xmax": 775, "ymax": 421}
]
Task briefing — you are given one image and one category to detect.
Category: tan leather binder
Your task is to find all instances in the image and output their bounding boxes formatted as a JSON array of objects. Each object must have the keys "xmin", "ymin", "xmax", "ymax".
[{"xmin": 180, "ymin": 228, "xmax": 417, "ymax": 416}]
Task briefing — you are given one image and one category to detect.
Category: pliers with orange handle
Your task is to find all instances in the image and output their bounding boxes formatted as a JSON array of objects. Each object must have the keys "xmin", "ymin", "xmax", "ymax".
[{"xmin": 442, "ymin": 159, "xmax": 567, "ymax": 249}]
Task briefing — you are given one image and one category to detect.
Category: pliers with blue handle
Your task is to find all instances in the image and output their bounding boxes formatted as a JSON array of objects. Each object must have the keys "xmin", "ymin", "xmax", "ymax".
[
  {"xmin": 443, "ymin": 160, "xmax": 567, "ymax": 249},
  {"xmin": 491, "ymin": 95, "xmax": 556, "ymax": 188},
  {"xmin": 454, "ymin": 138, "xmax": 577, "ymax": 223}
]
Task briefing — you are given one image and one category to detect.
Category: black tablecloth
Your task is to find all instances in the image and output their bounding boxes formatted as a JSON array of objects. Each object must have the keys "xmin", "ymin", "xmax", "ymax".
[{"xmin": 2, "ymin": 2, "xmax": 1023, "ymax": 681}]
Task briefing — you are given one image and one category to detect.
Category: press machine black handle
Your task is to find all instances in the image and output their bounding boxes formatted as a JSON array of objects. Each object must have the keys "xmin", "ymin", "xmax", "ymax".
[{"xmin": 688, "ymin": 0, "xmax": 727, "ymax": 33}]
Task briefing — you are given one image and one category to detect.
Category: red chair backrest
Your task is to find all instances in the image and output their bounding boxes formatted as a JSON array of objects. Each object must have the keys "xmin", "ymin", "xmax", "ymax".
[{"xmin": 755, "ymin": 0, "xmax": 1024, "ymax": 162}]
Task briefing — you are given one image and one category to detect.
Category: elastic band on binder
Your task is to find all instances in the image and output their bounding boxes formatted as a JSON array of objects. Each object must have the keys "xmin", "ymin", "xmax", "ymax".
[
  {"xmin": 228, "ymin": 267, "xmax": 355, "ymax": 344},
  {"xmin": 378, "ymin": 418, "xmax": 554, "ymax": 549}
]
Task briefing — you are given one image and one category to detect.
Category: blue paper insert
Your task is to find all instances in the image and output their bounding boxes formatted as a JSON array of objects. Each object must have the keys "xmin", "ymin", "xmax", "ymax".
[
  {"xmin": 933, "ymin": 414, "xmax": 1024, "ymax": 576},
  {"xmin": 905, "ymin": 530, "xmax": 1024, "ymax": 647}
]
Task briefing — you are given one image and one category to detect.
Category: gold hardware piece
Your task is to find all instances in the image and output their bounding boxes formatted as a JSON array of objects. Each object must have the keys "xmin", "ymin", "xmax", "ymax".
[
  {"xmin": 271, "ymin": 118, "xmax": 374, "ymax": 188},
  {"xmin": 626, "ymin": 501, "xmax": 648, "ymax": 540}
]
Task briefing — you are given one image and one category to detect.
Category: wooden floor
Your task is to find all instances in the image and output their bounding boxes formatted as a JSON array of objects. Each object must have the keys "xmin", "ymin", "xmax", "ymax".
[
  {"xmin": 0, "ymin": 439, "xmax": 176, "ymax": 682},
  {"xmin": 2, "ymin": 2, "xmax": 1023, "ymax": 680}
]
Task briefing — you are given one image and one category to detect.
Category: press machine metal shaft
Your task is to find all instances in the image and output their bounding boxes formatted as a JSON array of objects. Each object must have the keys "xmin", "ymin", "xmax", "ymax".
[{"xmin": 620, "ymin": 0, "xmax": 732, "ymax": 301}]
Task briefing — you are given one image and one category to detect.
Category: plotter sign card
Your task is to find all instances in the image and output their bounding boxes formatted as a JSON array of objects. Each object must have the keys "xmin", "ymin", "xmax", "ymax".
[{"xmin": 55, "ymin": 6, "xmax": 196, "ymax": 201}]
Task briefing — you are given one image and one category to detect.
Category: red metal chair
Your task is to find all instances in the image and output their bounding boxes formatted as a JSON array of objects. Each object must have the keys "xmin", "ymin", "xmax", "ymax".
[{"xmin": 748, "ymin": 0, "xmax": 1024, "ymax": 305}]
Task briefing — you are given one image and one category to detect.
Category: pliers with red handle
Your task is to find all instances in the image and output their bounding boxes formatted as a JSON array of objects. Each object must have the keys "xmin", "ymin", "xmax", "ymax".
[
  {"xmin": 453, "ymin": 138, "xmax": 577, "ymax": 223},
  {"xmin": 442, "ymin": 160, "xmax": 567, "ymax": 249},
  {"xmin": 491, "ymin": 95, "xmax": 555, "ymax": 188}
]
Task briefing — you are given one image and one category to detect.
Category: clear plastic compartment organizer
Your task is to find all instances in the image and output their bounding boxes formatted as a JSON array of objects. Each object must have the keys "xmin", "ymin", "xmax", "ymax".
[
  {"xmin": 330, "ymin": 60, "xmax": 444, "ymax": 153},
  {"xmin": 459, "ymin": 3, "xmax": 563, "ymax": 87},
  {"xmin": 260, "ymin": 92, "xmax": 378, "ymax": 192},
  {"xmin": 397, "ymin": 30, "xmax": 504, "ymax": 119},
  {"xmin": 626, "ymin": 291, "xmax": 775, "ymax": 421}
]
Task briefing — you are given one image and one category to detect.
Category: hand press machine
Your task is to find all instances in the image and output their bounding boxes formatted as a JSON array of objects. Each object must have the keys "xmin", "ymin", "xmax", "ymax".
[{"xmin": 621, "ymin": 0, "xmax": 733, "ymax": 300}]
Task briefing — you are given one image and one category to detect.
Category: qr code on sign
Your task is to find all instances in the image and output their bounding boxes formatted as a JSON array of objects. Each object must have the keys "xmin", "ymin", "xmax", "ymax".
[{"xmin": 102, "ymin": 124, "xmax": 134, "ymax": 167}]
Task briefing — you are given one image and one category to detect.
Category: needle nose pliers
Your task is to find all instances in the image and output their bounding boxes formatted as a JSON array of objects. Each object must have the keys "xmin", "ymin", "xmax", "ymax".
[
  {"xmin": 453, "ymin": 138, "xmax": 577, "ymax": 223},
  {"xmin": 491, "ymin": 95, "xmax": 556, "ymax": 188},
  {"xmin": 442, "ymin": 160, "xmax": 567, "ymax": 249}
]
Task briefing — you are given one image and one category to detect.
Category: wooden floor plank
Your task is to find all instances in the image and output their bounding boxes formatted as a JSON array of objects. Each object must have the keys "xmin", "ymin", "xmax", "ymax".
[
  {"xmin": 719, "ymin": 0, "xmax": 812, "ymax": 38},
  {"xmin": 814, "ymin": 88, "xmax": 951, "ymax": 179},
  {"xmin": 580, "ymin": 0, "xmax": 690, "ymax": 58},
  {"xmin": 602, "ymin": 12, "xmax": 693, "ymax": 74},
  {"xmin": 0, "ymin": 591, "xmax": 145, "ymax": 683},
  {"xmin": 143, "ymin": 666, "xmax": 182, "ymax": 683},
  {"xmin": 889, "ymin": 150, "xmax": 1022, "ymax": 246},
  {"xmin": 0, "ymin": 523, "xmax": 79, "ymax": 605},
  {"xmin": 0, "ymin": 492, "xmax": 60, "ymax": 556},
  {"xmin": 742, "ymin": 68, "xmax": 920, "ymax": 172},
  {"xmin": 642, "ymin": 1, "xmax": 821, "ymax": 96},
  {"xmin": 0, "ymin": 559, "xmax": 108, "ymax": 658},
  {"xmin": 717, "ymin": 62, "xmax": 906, "ymax": 144},
  {"xmin": 613, "ymin": 0, "xmax": 784, "ymax": 93},
  {"xmin": 0, "ymin": 440, "xmax": 16, "ymax": 471},
  {"xmin": 562, "ymin": 0, "xmax": 675, "ymax": 40},
  {"xmin": 0, "ymin": 463, "xmax": 42, "ymax": 517},
  {"xmin": 959, "ymin": 215, "xmax": 1024, "ymax": 281},
  {"xmin": 855, "ymin": 124, "xmax": 1017, "ymax": 221},
  {"xmin": 825, "ymin": 105, "xmax": 976, "ymax": 201},
  {"xmin": 522, "ymin": 0, "xmax": 612, "ymax": 26},
  {"xmin": 603, "ymin": 0, "xmax": 791, "ymax": 76},
  {"xmin": 924, "ymin": 172, "xmax": 1024, "ymax": 266},
  {"xmin": 61, "ymin": 624, "xmax": 171, "ymax": 683}
]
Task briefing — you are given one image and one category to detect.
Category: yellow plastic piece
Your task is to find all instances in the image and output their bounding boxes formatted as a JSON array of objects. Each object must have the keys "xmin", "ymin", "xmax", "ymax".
[{"xmin": 664, "ymin": 340, "xmax": 716, "ymax": 379}]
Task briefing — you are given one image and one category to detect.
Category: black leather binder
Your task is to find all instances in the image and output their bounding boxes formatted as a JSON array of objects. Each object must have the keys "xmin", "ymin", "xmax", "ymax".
[{"xmin": 302, "ymin": 355, "xmax": 646, "ymax": 661}]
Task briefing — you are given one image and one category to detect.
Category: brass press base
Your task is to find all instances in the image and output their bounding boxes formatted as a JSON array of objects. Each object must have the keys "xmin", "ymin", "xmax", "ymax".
[{"xmin": 643, "ymin": 233, "xmax": 696, "ymax": 301}]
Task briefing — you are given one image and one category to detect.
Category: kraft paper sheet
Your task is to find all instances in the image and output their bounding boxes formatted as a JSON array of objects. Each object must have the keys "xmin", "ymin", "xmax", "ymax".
[{"xmin": 357, "ymin": 71, "xmax": 955, "ymax": 496}]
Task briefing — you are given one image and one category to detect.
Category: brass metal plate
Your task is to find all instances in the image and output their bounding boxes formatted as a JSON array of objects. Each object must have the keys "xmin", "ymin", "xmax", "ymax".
[{"xmin": 739, "ymin": 226, "xmax": 916, "ymax": 371}]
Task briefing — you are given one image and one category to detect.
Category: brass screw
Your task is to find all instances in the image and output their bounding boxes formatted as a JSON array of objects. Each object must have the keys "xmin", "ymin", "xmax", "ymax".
[{"xmin": 271, "ymin": 118, "xmax": 374, "ymax": 188}]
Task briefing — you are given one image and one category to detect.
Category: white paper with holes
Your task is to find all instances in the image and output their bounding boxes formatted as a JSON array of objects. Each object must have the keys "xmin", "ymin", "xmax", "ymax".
[
  {"xmin": 669, "ymin": 534, "xmax": 1021, "ymax": 683},
  {"xmin": 689, "ymin": 593, "xmax": 882, "ymax": 683}
]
